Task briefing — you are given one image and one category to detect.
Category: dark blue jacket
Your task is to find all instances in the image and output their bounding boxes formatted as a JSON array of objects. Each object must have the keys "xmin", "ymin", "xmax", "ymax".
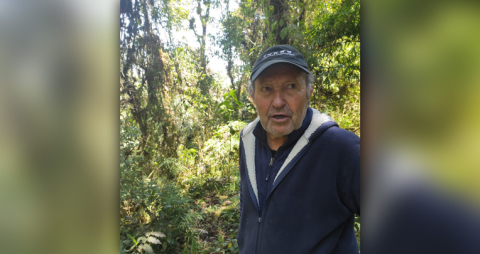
[{"xmin": 238, "ymin": 108, "xmax": 360, "ymax": 253}]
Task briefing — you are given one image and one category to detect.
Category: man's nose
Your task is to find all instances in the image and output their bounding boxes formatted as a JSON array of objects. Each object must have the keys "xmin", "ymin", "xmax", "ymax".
[{"xmin": 272, "ymin": 91, "xmax": 286, "ymax": 108}]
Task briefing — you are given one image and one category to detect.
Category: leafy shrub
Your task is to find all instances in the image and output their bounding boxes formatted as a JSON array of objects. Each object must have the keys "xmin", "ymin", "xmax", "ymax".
[
  {"xmin": 121, "ymin": 156, "xmax": 200, "ymax": 253},
  {"xmin": 201, "ymin": 121, "xmax": 246, "ymax": 178},
  {"xmin": 121, "ymin": 231, "xmax": 166, "ymax": 254}
]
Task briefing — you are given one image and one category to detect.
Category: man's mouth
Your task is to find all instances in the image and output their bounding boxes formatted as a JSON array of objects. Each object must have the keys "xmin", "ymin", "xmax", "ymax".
[{"xmin": 270, "ymin": 114, "xmax": 289, "ymax": 120}]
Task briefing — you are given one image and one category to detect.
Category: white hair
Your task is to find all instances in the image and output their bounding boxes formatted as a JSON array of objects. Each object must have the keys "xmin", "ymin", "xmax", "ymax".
[{"xmin": 249, "ymin": 72, "xmax": 314, "ymax": 98}]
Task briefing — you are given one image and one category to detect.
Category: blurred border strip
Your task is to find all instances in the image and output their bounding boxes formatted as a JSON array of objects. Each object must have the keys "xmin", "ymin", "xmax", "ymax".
[
  {"xmin": 363, "ymin": 0, "xmax": 480, "ymax": 253},
  {"xmin": 0, "ymin": 0, "xmax": 119, "ymax": 253}
]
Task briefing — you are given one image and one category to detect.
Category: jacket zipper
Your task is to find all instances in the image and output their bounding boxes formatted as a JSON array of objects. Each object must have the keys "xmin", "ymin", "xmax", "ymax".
[
  {"xmin": 254, "ymin": 215, "xmax": 261, "ymax": 254},
  {"xmin": 255, "ymin": 194, "xmax": 274, "ymax": 253},
  {"xmin": 265, "ymin": 157, "xmax": 273, "ymax": 209},
  {"xmin": 255, "ymin": 152, "xmax": 275, "ymax": 253}
]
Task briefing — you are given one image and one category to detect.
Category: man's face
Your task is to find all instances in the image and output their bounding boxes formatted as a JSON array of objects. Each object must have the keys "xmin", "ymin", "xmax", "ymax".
[{"xmin": 252, "ymin": 63, "xmax": 312, "ymax": 139}]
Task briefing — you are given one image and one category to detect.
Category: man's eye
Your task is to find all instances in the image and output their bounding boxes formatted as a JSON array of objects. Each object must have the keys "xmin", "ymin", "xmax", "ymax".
[
  {"xmin": 261, "ymin": 87, "xmax": 271, "ymax": 92},
  {"xmin": 287, "ymin": 84, "xmax": 296, "ymax": 89}
]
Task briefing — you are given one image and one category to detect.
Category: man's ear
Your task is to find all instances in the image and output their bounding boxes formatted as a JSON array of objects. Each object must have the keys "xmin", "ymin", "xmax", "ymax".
[
  {"xmin": 248, "ymin": 91, "xmax": 256, "ymax": 107},
  {"xmin": 308, "ymin": 87, "xmax": 313, "ymax": 99},
  {"xmin": 249, "ymin": 79, "xmax": 255, "ymax": 101}
]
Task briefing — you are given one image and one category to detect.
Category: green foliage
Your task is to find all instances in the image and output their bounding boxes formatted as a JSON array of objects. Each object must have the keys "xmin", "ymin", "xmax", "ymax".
[
  {"xmin": 124, "ymin": 231, "xmax": 166, "ymax": 254},
  {"xmin": 201, "ymin": 121, "xmax": 245, "ymax": 169},
  {"xmin": 218, "ymin": 90, "xmax": 243, "ymax": 121},
  {"xmin": 305, "ymin": 0, "xmax": 360, "ymax": 116},
  {"xmin": 320, "ymin": 80, "xmax": 360, "ymax": 136},
  {"xmin": 121, "ymin": 118, "xmax": 246, "ymax": 253},
  {"xmin": 120, "ymin": 161, "xmax": 199, "ymax": 252}
]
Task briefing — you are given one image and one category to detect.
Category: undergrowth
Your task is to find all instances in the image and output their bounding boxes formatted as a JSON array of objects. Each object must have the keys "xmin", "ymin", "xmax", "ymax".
[{"xmin": 121, "ymin": 121, "xmax": 245, "ymax": 253}]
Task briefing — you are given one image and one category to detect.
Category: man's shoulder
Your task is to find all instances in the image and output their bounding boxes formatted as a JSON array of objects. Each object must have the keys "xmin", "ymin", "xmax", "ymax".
[
  {"xmin": 312, "ymin": 125, "xmax": 360, "ymax": 151},
  {"xmin": 323, "ymin": 125, "xmax": 359, "ymax": 140}
]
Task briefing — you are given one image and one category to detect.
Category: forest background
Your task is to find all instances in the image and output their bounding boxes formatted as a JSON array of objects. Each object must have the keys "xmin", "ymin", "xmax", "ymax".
[{"xmin": 120, "ymin": 0, "xmax": 360, "ymax": 252}]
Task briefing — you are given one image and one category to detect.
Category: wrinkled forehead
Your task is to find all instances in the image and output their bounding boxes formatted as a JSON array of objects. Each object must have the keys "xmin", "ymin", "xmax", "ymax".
[{"xmin": 255, "ymin": 63, "xmax": 306, "ymax": 83}]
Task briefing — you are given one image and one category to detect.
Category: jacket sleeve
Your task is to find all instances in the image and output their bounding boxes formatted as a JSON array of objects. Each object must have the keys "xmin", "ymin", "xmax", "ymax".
[
  {"xmin": 239, "ymin": 176, "xmax": 243, "ymax": 217},
  {"xmin": 336, "ymin": 129, "xmax": 361, "ymax": 216},
  {"xmin": 238, "ymin": 138, "xmax": 244, "ymax": 217}
]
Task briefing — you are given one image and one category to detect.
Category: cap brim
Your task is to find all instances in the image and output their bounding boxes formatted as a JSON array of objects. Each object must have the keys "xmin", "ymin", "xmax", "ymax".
[{"xmin": 250, "ymin": 59, "xmax": 312, "ymax": 81}]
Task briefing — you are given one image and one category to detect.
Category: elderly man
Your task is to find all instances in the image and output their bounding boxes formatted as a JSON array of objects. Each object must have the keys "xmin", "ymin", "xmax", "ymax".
[{"xmin": 237, "ymin": 45, "xmax": 360, "ymax": 253}]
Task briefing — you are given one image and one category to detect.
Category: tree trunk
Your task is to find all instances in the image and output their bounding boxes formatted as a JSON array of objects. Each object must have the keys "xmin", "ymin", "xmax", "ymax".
[{"xmin": 270, "ymin": 0, "xmax": 288, "ymax": 44}]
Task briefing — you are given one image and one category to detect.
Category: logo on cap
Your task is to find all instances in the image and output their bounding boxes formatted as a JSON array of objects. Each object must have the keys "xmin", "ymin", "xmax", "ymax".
[{"xmin": 262, "ymin": 50, "xmax": 294, "ymax": 61}]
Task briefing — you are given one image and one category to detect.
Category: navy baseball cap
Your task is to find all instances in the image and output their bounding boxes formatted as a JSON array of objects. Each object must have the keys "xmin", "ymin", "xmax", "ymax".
[{"xmin": 250, "ymin": 45, "xmax": 312, "ymax": 81}]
